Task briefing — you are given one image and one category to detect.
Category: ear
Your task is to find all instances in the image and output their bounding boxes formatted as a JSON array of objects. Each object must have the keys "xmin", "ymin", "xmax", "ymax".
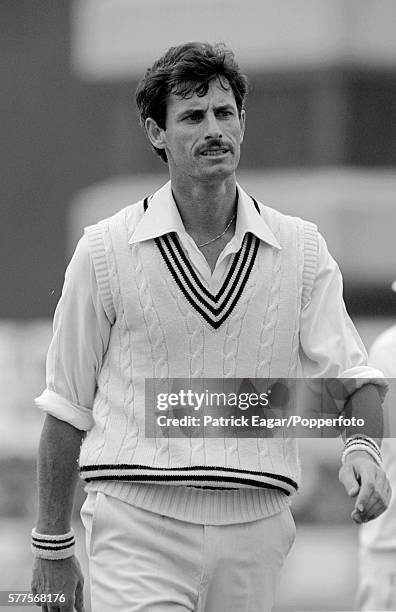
[
  {"xmin": 145, "ymin": 117, "xmax": 166, "ymax": 151},
  {"xmin": 239, "ymin": 109, "xmax": 246, "ymax": 144}
]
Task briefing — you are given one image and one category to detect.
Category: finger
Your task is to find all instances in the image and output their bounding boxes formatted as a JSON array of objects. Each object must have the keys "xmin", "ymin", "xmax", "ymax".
[
  {"xmin": 353, "ymin": 491, "xmax": 389, "ymax": 523},
  {"xmin": 339, "ymin": 464, "xmax": 360, "ymax": 497},
  {"xmin": 30, "ymin": 585, "xmax": 41, "ymax": 608},
  {"xmin": 359, "ymin": 469, "xmax": 391, "ymax": 508},
  {"xmin": 47, "ymin": 600, "xmax": 70, "ymax": 612},
  {"xmin": 354, "ymin": 473, "xmax": 377, "ymax": 512},
  {"xmin": 377, "ymin": 472, "xmax": 392, "ymax": 506},
  {"xmin": 360, "ymin": 497, "xmax": 388, "ymax": 522},
  {"xmin": 75, "ymin": 580, "xmax": 85, "ymax": 612},
  {"xmin": 351, "ymin": 508, "xmax": 363, "ymax": 524},
  {"xmin": 359, "ymin": 485, "xmax": 391, "ymax": 521},
  {"xmin": 373, "ymin": 468, "xmax": 388, "ymax": 492},
  {"xmin": 363, "ymin": 495, "xmax": 387, "ymax": 516},
  {"xmin": 385, "ymin": 481, "xmax": 392, "ymax": 506},
  {"xmin": 352, "ymin": 497, "xmax": 387, "ymax": 523}
]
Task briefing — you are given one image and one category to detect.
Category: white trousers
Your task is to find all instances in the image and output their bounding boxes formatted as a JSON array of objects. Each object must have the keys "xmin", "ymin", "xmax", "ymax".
[
  {"xmin": 80, "ymin": 490, "xmax": 296, "ymax": 612},
  {"xmin": 356, "ymin": 548, "xmax": 396, "ymax": 611}
]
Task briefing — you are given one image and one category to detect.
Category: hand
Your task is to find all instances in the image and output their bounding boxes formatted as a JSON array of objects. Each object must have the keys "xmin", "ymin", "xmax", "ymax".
[
  {"xmin": 339, "ymin": 450, "xmax": 392, "ymax": 524},
  {"xmin": 31, "ymin": 556, "xmax": 85, "ymax": 612}
]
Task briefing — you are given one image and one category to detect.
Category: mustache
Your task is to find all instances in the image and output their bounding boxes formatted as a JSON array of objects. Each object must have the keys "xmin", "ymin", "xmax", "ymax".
[{"xmin": 198, "ymin": 140, "xmax": 233, "ymax": 153}]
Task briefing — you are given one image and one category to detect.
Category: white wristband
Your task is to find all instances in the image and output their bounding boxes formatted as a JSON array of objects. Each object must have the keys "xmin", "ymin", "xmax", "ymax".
[
  {"xmin": 345, "ymin": 435, "xmax": 381, "ymax": 457},
  {"xmin": 342, "ymin": 442, "xmax": 382, "ymax": 467},
  {"xmin": 31, "ymin": 528, "xmax": 75, "ymax": 560}
]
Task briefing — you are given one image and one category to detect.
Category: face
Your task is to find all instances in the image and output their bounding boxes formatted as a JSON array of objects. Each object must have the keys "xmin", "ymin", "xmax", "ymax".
[{"xmin": 146, "ymin": 78, "xmax": 245, "ymax": 184}]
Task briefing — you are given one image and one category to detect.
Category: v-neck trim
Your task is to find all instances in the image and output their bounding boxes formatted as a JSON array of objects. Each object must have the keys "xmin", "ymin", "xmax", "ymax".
[{"xmin": 144, "ymin": 197, "xmax": 261, "ymax": 330}]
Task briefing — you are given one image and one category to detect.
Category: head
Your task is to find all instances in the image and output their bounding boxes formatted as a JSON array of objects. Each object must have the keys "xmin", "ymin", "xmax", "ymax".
[{"xmin": 135, "ymin": 42, "xmax": 248, "ymax": 181}]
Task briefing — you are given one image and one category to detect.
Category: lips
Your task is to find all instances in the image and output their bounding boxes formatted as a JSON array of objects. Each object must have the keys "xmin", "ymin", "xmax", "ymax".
[{"xmin": 200, "ymin": 147, "xmax": 229, "ymax": 156}]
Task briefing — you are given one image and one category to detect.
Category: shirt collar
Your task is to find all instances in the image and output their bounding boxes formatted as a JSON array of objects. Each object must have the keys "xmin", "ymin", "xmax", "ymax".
[
  {"xmin": 129, "ymin": 180, "xmax": 281, "ymax": 250},
  {"xmin": 234, "ymin": 183, "xmax": 281, "ymax": 250},
  {"xmin": 128, "ymin": 181, "xmax": 184, "ymax": 244}
]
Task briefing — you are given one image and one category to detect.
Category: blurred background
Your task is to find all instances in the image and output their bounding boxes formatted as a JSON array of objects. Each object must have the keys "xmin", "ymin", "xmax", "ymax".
[{"xmin": 1, "ymin": 0, "xmax": 396, "ymax": 610}]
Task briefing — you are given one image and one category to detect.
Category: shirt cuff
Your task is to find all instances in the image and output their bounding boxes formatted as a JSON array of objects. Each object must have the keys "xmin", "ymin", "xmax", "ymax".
[
  {"xmin": 34, "ymin": 388, "xmax": 94, "ymax": 431},
  {"xmin": 325, "ymin": 367, "xmax": 389, "ymax": 410}
]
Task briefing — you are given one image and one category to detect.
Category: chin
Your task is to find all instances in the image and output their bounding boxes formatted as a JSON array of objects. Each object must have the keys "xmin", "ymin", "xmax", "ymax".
[
  {"xmin": 200, "ymin": 162, "xmax": 235, "ymax": 178},
  {"xmin": 198, "ymin": 170, "xmax": 233, "ymax": 183}
]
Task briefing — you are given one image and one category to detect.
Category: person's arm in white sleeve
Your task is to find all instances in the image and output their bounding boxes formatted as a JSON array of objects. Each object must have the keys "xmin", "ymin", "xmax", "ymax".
[
  {"xmin": 300, "ymin": 233, "xmax": 391, "ymax": 523},
  {"xmin": 31, "ymin": 234, "xmax": 111, "ymax": 612},
  {"xmin": 300, "ymin": 234, "xmax": 386, "ymax": 385},
  {"xmin": 35, "ymin": 234, "xmax": 111, "ymax": 430}
]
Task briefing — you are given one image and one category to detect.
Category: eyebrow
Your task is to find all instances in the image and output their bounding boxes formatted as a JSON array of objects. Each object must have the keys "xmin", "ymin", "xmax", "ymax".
[
  {"xmin": 214, "ymin": 104, "xmax": 235, "ymax": 112},
  {"xmin": 177, "ymin": 103, "xmax": 236, "ymax": 119}
]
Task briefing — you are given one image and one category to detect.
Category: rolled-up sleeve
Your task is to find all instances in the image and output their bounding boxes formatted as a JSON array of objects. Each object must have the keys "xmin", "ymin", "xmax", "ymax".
[
  {"xmin": 35, "ymin": 235, "xmax": 111, "ymax": 431},
  {"xmin": 300, "ymin": 233, "xmax": 388, "ymax": 401}
]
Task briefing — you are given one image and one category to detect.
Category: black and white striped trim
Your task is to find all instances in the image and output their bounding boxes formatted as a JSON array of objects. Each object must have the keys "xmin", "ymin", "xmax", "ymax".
[
  {"xmin": 31, "ymin": 528, "xmax": 76, "ymax": 560},
  {"xmin": 342, "ymin": 435, "xmax": 382, "ymax": 467},
  {"xmin": 144, "ymin": 196, "xmax": 261, "ymax": 330},
  {"xmin": 79, "ymin": 464, "xmax": 298, "ymax": 495}
]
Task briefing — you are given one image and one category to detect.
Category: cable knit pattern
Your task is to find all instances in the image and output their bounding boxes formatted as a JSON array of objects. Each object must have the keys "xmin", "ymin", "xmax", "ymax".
[
  {"xmin": 157, "ymin": 254, "xmax": 205, "ymax": 463},
  {"xmin": 255, "ymin": 219, "xmax": 281, "ymax": 476},
  {"xmin": 79, "ymin": 195, "xmax": 318, "ymax": 499},
  {"xmin": 222, "ymin": 267, "xmax": 259, "ymax": 471},
  {"xmin": 132, "ymin": 241, "xmax": 170, "ymax": 466},
  {"xmin": 106, "ymin": 223, "xmax": 137, "ymax": 463},
  {"xmin": 116, "ymin": 329, "xmax": 139, "ymax": 464},
  {"xmin": 159, "ymin": 256, "xmax": 204, "ymax": 378},
  {"xmin": 84, "ymin": 224, "xmax": 119, "ymax": 464},
  {"xmin": 223, "ymin": 259, "xmax": 258, "ymax": 378},
  {"xmin": 133, "ymin": 242, "xmax": 169, "ymax": 381},
  {"xmin": 255, "ymin": 216, "xmax": 282, "ymax": 379}
]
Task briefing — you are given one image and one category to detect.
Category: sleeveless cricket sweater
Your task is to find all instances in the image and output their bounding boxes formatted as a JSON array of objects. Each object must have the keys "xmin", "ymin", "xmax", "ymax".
[{"xmin": 79, "ymin": 194, "xmax": 318, "ymax": 524}]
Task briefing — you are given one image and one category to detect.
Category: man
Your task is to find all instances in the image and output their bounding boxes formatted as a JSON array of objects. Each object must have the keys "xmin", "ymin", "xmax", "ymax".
[
  {"xmin": 31, "ymin": 42, "xmax": 390, "ymax": 612},
  {"xmin": 357, "ymin": 321, "xmax": 396, "ymax": 611}
]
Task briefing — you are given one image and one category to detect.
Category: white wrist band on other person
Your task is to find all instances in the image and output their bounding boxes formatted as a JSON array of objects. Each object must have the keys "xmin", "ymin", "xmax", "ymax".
[
  {"xmin": 341, "ymin": 441, "xmax": 382, "ymax": 467},
  {"xmin": 31, "ymin": 528, "xmax": 75, "ymax": 560}
]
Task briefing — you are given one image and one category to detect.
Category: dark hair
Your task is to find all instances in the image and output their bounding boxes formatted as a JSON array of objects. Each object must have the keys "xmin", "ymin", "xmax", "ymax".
[{"xmin": 135, "ymin": 42, "xmax": 248, "ymax": 162}]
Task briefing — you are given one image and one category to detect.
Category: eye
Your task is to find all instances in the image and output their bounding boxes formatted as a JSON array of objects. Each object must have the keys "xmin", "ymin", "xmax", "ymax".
[
  {"xmin": 185, "ymin": 112, "xmax": 202, "ymax": 122},
  {"xmin": 217, "ymin": 109, "xmax": 233, "ymax": 117}
]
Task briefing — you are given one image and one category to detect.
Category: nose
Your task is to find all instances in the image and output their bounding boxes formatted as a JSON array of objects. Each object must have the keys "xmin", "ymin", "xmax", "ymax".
[{"xmin": 204, "ymin": 112, "xmax": 223, "ymax": 140}]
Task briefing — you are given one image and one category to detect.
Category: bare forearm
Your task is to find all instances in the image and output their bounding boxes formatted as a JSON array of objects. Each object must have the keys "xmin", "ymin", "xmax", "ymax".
[
  {"xmin": 343, "ymin": 383, "xmax": 383, "ymax": 446},
  {"xmin": 36, "ymin": 414, "xmax": 85, "ymax": 534}
]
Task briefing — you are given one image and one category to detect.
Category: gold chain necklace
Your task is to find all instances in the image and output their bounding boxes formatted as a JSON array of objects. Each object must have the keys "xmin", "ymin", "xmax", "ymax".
[{"xmin": 198, "ymin": 212, "xmax": 236, "ymax": 248}]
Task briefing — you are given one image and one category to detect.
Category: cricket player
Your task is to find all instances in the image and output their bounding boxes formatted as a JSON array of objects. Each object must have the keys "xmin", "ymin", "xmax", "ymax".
[{"xmin": 31, "ymin": 42, "xmax": 390, "ymax": 612}]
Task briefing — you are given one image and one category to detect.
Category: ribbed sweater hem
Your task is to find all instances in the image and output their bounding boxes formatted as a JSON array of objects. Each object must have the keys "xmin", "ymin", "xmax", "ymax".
[
  {"xmin": 85, "ymin": 481, "xmax": 290, "ymax": 525},
  {"xmin": 79, "ymin": 464, "xmax": 298, "ymax": 495}
]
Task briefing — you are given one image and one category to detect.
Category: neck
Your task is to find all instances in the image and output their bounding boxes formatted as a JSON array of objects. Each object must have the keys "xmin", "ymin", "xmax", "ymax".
[{"xmin": 170, "ymin": 175, "xmax": 238, "ymax": 237}]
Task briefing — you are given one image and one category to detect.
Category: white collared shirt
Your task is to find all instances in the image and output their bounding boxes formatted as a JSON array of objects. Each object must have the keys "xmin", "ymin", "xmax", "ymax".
[
  {"xmin": 35, "ymin": 181, "xmax": 386, "ymax": 428},
  {"xmin": 128, "ymin": 181, "xmax": 281, "ymax": 293}
]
